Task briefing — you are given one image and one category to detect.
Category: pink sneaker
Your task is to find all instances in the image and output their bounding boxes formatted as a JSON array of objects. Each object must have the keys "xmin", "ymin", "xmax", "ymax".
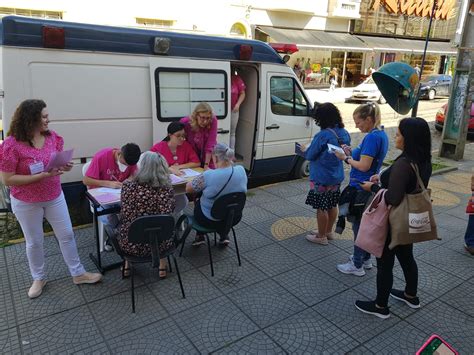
[{"xmin": 305, "ymin": 233, "xmax": 328, "ymax": 245}]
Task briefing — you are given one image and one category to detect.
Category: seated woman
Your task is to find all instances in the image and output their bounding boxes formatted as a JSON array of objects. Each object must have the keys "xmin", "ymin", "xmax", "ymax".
[
  {"xmin": 150, "ymin": 122, "xmax": 200, "ymax": 176},
  {"xmin": 117, "ymin": 151, "xmax": 176, "ymax": 279},
  {"xmin": 186, "ymin": 143, "xmax": 247, "ymax": 246}
]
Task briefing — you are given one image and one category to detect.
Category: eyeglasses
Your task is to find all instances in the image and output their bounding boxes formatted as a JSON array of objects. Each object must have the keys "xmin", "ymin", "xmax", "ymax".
[{"xmin": 197, "ymin": 114, "xmax": 212, "ymax": 121}]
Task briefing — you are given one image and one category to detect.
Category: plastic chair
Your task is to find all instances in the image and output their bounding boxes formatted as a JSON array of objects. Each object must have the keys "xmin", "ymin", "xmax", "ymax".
[
  {"xmin": 82, "ymin": 161, "xmax": 108, "ymax": 252},
  {"xmin": 105, "ymin": 215, "xmax": 187, "ymax": 313},
  {"xmin": 179, "ymin": 192, "xmax": 246, "ymax": 276}
]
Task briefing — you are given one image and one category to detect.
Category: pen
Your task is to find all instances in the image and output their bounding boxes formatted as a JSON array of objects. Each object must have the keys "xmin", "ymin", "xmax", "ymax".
[{"xmin": 111, "ymin": 175, "xmax": 119, "ymax": 182}]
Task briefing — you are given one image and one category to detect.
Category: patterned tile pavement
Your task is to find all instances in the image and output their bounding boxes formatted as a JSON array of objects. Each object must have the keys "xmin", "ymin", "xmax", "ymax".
[{"xmin": 1, "ymin": 144, "xmax": 474, "ymax": 354}]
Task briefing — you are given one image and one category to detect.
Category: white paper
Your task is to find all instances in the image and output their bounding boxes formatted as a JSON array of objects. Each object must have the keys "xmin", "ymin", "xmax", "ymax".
[
  {"xmin": 95, "ymin": 187, "xmax": 122, "ymax": 194},
  {"xmin": 180, "ymin": 169, "xmax": 201, "ymax": 178},
  {"xmin": 327, "ymin": 143, "xmax": 344, "ymax": 154},
  {"xmin": 170, "ymin": 174, "xmax": 186, "ymax": 184}
]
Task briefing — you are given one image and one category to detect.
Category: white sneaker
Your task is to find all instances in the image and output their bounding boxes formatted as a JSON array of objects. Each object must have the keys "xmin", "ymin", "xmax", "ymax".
[
  {"xmin": 349, "ymin": 255, "xmax": 373, "ymax": 269},
  {"xmin": 337, "ymin": 261, "xmax": 365, "ymax": 276}
]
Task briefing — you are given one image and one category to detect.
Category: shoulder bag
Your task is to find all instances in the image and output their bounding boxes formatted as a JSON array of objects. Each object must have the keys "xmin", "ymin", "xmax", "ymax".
[
  {"xmin": 388, "ymin": 163, "xmax": 439, "ymax": 249},
  {"xmin": 355, "ymin": 188, "xmax": 390, "ymax": 257}
]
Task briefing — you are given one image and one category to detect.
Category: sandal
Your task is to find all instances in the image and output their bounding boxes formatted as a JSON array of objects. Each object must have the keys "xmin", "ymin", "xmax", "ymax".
[
  {"xmin": 159, "ymin": 268, "xmax": 167, "ymax": 280},
  {"xmin": 121, "ymin": 266, "xmax": 131, "ymax": 278}
]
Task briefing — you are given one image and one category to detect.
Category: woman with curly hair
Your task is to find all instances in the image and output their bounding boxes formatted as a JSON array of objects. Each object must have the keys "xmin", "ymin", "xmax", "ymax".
[
  {"xmin": 0, "ymin": 99, "xmax": 102, "ymax": 299},
  {"xmin": 180, "ymin": 102, "xmax": 218, "ymax": 170}
]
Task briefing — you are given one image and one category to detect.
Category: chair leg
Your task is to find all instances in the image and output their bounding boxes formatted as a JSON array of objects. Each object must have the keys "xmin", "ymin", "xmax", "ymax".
[
  {"xmin": 130, "ymin": 262, "xmax": 136, "ymax": 313},
  {"xmin": 167, "ymin": 255, "xmax": 172, "ymax": 273},
  {"xmin": 179, "ymin": 236, "xmax": 186, "ymax": 257},
  {"xmin": 214, "ymin": 232, "xmax": 217, "ymax": 246},
  {"xmin": 232, "ymin": 228, "xmax": 241, "ymax": 266},
  {"xmin": 121, "ymin": 260, "xmax": 126, "ymax": 279},
  {"xmin": 205, "ymin": 234, "xmax": 214, "ymax": 277},
  {"xmin": 172, "ymin": 254, "xmax": 185, "ymax": 299}
]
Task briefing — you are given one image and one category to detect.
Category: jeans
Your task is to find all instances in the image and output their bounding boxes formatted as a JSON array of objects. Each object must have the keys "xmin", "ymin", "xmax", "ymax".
[
  {"xmin": 376, "ymin": 236, "xmax": 418, "ymax": 308},
  {"xmin": 352, "ymin": 219, "xmax": 371, "ymax": 268},
  {"xmin": 465, "ymin": 214, "xmax": 474, "ymax": 247},
  {"xmin": 11, "ymin": 193, "xmax": 86, "ymax": 280}
]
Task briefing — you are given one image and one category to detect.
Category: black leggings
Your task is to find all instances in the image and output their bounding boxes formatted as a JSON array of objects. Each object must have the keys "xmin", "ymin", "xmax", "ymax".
[{"xmin": 376, "ymin": 235, "xmax": 418, "ymax": 308}]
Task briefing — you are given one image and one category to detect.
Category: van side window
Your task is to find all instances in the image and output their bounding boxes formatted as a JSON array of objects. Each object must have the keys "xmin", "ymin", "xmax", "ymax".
[
  {"xmin": 155, "ymin": 68, "xmax": 227, "ymax": 121},
  {"xmin": 270, "ymin": 77, "xmax": 308, "ymax": 116}
]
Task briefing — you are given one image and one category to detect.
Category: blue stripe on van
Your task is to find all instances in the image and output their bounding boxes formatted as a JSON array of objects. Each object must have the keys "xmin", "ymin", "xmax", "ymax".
[{"xmin": 0, "ymin": 16, "xmax": 284, "ymax": 64}]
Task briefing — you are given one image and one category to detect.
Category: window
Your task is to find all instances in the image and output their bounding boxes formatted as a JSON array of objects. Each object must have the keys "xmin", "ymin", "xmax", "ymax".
[
  {"xmin": 270, "ymin": 77, "xmax": 308, "ymax": 116},
  {"xmin": 0, "ymin": 7, "xmax": 62, "ymax": 19},
  {"xmin": 155, "ymin": 69, "xmax": 227, "ymax": 122},
  {"xmin": 230, "ymin": 23, "xmax": 247, "ymax": 37},
  {"xmin": 136, "ymin": 17, "xmax": 174, "ymax": 29}
]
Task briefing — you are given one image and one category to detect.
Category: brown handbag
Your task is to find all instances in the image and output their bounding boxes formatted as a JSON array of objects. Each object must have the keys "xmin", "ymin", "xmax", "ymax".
[{"xmin": 388, "ymin": 163, "xmax": 439, "ymax": 249}]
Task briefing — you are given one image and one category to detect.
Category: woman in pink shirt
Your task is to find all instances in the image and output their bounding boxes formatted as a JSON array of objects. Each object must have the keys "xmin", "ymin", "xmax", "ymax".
[
  {"xmin": 0, "ymin": 100, "xmax": 102, "ymax": 299},
  {"xmin": 230, "ymin": 68, "xmax": 246, "ymax": 149},
  {"xmin": 180, "ymin": 102, "xmax": 218, "ymax": 170},
  {"xmin": 150, "ymin": 121, "xmax": 200, "ymax": 175}
]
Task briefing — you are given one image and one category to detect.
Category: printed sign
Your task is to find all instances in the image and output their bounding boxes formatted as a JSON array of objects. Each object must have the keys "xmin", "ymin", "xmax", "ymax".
[
  {"xmin": 370, "ymin": 0, "xmax": 456, "ymax": 20},
  {"xmin": 409, "ymin": 211, "xmax": 431, "ymax": 233}
]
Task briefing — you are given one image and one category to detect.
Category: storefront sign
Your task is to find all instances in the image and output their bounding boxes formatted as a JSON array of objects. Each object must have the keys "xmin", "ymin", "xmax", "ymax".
[{"xmin": 370, "ymin": 0, "xmax": 456, "ymax": 20}]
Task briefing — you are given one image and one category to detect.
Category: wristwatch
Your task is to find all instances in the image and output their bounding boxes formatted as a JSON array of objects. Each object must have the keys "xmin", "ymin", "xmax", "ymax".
[{"xmin": 344, "ymin": 156, "xmax": 351, "ymax": 164}]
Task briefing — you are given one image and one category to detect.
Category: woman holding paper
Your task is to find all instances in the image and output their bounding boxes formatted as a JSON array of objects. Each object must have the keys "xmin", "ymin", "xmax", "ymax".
[
  {"xmin": 0, "ymin": 99, "xmax": 102, "ymax": 299},
  {"xmin": 300, "ymin": 103, "xmax": 350, "ymax": 246},
  {"xmin": 150, "ymin": 121, "xmax": 200, "ymax": 176}
]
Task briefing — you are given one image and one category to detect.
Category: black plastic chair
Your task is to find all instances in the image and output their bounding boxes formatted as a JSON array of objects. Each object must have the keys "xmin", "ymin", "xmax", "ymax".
[
  {"xmin": 106, "ymin": 215, "xmax": 188, "ymax": 313},
  {"xmin": 179, "ymin": 192, "xmax": 246, "ymax": 276}
]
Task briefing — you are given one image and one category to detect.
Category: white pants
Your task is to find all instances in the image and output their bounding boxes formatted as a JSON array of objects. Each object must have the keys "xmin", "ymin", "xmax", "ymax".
[
  {"xmin": 230, "ymin": 110, "xmax": 239, "ymax": 149},
  {"xmin": 11, "ymin": 193, "xmax": 86, "ymax": 280}
]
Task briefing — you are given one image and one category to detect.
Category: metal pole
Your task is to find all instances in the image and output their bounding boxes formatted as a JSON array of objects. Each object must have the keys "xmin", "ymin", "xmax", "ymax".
[{"xmin": 411, "ymin": 0, "xmax": 438, "ymax": 118}]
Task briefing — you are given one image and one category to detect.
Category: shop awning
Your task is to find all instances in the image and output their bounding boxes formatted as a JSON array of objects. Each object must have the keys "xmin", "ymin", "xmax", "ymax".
[
  {"xmin": 257, "ymin": 26, "xmax": 457, "ymax": 55},
  {"xmin": 257, "ymin": 26, "xmax": 371, "ymax": 52},
  {"xmin": 355, "ymin": 35, "xmax": 456, "ymax": 55}
]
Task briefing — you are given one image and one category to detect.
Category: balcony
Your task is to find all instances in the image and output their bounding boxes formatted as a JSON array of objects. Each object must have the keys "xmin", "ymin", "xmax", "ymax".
[{"xmin": 327, "ymin": 0, "xmax": 361, "ymax": 19}]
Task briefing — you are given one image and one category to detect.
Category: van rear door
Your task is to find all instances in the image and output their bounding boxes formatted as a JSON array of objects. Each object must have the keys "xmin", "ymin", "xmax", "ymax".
[
  {"xmin": 149, "ymin": 58, "xmax": 230, "ymax": 145},
  {"xmin": 261, "ymin": 71, "xmax": 312, "ymax": 160}
]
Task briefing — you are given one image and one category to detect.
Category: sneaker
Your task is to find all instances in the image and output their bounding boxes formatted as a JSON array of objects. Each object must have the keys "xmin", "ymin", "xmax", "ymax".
[
  {"xmin": 28, "ymin": 280, "xmax": 47, "ymax": 299},
  {"xmin": 218, "ymin": 239, "xmax": 230, "ymax": 247},
  {"xmin": 389, "ymin": 289, "xmax": 420, "ymax": 309},
  {"xmin": 104, "ymin": 238, "xmax": 113, "ymax": 252},
  {"xmin": 464, "ymin": 244, "xmax": 474, "ymax": 256},
  {"xmin": 313, "ymin": 230, "xmax": 335, "ymax": 240},
  {"xmin": 336, "ymin": 261, "xmax": 365, "ymax": 276},
  {"xmin": 349, "ymin": 255, "xmax": 373, "ymax": 269},
  {"xmin": 305, "ymin": 233, "xmax": 328, "ymax": 245},
  {"xmin": 355, "ymin": 300, "xmax": 390, "ymax": 319},
  {"xmin": 192, "ymin": 235, "xmax": 206, "ymax": 247},
  {"xmin": 73, "ymin": 272, "xmax": 103, "ymax": 285}
]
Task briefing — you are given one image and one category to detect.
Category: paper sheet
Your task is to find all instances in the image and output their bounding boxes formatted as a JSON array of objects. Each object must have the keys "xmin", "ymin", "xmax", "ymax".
[
  {"xmin": 45, "ymin": 149, "xmax": 74, "ymax": 171},
  {"xmin": 180, "ymin": 169, "xmax": 201, "ymax": 178},
  {"xmin": 327, "ymin": 143, "xmax": 344, "ymax": 154},
  {"xmin": 170, "ymin": 174, "xmax": 186, "ymax": 184}
]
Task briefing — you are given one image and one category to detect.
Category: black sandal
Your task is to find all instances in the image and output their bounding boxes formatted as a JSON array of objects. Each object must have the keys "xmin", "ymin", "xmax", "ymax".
[{"xmin": 159, "ymin": 268, "xmax": 167, "ymax": 280}]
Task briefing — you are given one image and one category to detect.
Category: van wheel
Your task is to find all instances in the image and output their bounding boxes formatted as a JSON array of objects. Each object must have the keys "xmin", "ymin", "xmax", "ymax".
[
  {"xmin": 428, "ymin": 89, "xmax": 436, "ymax": 100},
  {"xmin": 294, "ymin": 159, "xmax": 310, "ymax": 179}
]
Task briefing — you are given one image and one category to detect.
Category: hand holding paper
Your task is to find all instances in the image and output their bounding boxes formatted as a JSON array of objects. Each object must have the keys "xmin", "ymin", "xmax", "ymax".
[{"xmin": 45, "ymin": 149, "xmax": 74, "ymax": 172}]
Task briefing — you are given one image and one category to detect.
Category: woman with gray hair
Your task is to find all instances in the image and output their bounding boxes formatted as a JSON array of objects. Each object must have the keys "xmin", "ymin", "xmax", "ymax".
[
  {"xmin": 186, "ymin": 143, "xmax": 247, "ymax": 246},
  {"xmin": 117, "ymin": 151, "xmax": 176, "ymax": 278}
]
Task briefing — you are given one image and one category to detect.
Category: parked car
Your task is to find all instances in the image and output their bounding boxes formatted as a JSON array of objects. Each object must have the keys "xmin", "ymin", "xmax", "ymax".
[
  {"xmin": 435, "ymin": 102, "xmax": 474, "ymax": 138},
  {"xmin": 419, "ymin": 74, "xmax": 452, "ymax": 100},
  {"xmin": 348, "ymin": 77, "xmax": 386, "ymax": 104}
]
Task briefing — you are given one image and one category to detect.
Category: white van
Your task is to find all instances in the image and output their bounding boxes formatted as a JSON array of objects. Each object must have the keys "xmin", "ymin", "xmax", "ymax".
[{"xmin": 0, "ymin": 16, "xmax": 316, "ymax": 197}]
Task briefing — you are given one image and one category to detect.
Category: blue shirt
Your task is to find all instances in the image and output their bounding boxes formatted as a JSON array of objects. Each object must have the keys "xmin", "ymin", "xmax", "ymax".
[
  {"xmin": 198, "ymin": 165, "xmax": 247, "ymax": 221},
  {"xmin": 304, "ymin": 127, "xmax": 351, "ymax": 186},
  {"xmin": 349, "ymin": 128, "xmax": 389, "ymax": 188}
]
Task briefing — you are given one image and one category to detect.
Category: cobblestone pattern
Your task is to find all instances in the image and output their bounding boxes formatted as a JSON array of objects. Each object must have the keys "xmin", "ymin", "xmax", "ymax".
[{"xmin": 1, "ymin": 161, "xmax": 474, "ymax": 353}]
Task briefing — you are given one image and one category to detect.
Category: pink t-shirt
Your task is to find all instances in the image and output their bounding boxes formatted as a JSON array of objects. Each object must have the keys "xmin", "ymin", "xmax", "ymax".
[
  {"xmin": 180, "ymin": 116, "xmax": 218, "ymax": 168},
  {"xmin": 85, "ymin": 147, "xmax": 137, "ymax": 188},
  {"xmin": 150, "ymin": 140, "xmax": 200, "ymax": 167},
  {"xmin": 0, "ymin": 131, "xmax": 64, "ymax": 203},
  {"xmin": 231, "ymin": 74, "xmax": 246, "ymax": 110}
]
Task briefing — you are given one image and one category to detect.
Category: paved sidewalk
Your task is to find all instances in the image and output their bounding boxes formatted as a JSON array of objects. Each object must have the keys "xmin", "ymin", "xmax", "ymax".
[{"xmin": 1, "ymin": 146, "xmax": 473, "ymax": 354}]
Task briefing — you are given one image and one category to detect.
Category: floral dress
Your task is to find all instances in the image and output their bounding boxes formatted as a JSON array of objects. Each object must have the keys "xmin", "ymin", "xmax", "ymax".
[{"xmin": 118, "ymin": 181, "xmax": 176, "ymax": 257}]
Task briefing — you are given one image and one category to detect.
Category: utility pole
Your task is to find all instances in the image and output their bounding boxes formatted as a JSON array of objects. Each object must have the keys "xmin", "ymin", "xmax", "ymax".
[{"xmin": 439, "ymin": 0, "xmax": 473, "ymax": 160}]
